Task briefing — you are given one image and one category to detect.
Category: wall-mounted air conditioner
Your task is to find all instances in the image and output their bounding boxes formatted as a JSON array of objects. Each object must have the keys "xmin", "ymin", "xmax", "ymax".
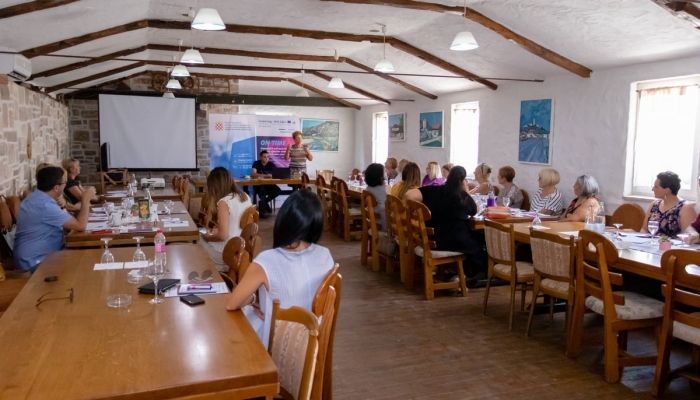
[{"xmin": 0, "ymin": 54, "xmax": 32, "ymax": 81}]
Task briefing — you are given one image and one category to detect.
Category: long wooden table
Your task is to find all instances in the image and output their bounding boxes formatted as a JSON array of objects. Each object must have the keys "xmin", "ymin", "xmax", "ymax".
[
  {"xmin": 65, "ymin": 201, "xmax": 199, "ymax": 248},
  {"xmin": 105, "ymin": 185, "xmax": 181, "ymax": 202},
  {"xmin": 0, "ymin": 245, "xmax": 278, "ymax": 399},
  {"xmin": 234, "ymin": 177, "xmax": 303, "ymax": 187}
]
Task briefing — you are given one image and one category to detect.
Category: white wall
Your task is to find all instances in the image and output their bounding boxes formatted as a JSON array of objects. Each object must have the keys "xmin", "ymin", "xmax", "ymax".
[{"xmin": 355, "ymin": 54, "xmax": 700, "ymax": 212}]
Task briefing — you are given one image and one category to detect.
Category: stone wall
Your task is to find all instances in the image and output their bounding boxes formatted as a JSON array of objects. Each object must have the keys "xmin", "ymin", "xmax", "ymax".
[{"xmin": 0, "ymin": 79, "xmax": 69, "ymax": 196}]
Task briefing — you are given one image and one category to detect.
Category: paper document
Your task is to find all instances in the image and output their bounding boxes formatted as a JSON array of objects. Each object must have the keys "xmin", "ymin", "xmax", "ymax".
[
  {"xmin": 124, "ymin": 261, "xmax": 148, "ymax": 269},
  {"xmin": 94, "ymin": 263, "xmax": 124, "ymax": 270},
  {"xmin": 164, "ymin": 282, "xmax": 228, "ymax": 297}
]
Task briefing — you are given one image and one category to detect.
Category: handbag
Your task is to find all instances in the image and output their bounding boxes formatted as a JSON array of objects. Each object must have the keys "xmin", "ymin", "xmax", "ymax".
[
  {"xmin": 485, "ymin": 206, "xmax": 511, "ymax": 219},
  {"xmin": 377, "ymin": 231, "xmax": 398, "ymax": 256}
]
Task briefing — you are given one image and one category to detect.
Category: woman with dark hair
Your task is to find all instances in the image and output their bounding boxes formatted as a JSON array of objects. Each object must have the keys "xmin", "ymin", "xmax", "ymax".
[
  {"xmin": 364, "ymin": 163, "xmax": 388, "ymax": 230},
  {"xmin": 642, "ymin": 171, "xmax": 696, "ymax": 237},
  {"xmin": 405, "ymin": 166, "xmax": 487, "ymax": 278},
  {"xmin": 200, "ymin": 167, "xmax": 252, "ymax": 272},
  {"xmin": 391, "ymin": 162, "xmax": 421, "ymax": 200},
  {"xmin": 226, "ymin": 190, "xmax": 335, "ymax": 347},
  {"xmin": 560, "ymin": 174, "xmax": 600, "ymax": 222}
]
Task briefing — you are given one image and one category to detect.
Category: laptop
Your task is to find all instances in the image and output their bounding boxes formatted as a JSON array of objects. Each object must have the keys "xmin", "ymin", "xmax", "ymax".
[{"xmin": 271, "ymin": 167, "xmax": 291, "ymax": 179}]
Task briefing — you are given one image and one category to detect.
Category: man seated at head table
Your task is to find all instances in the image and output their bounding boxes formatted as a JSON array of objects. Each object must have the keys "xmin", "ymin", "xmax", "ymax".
[
  {"xmin": 251, "ymin": 150, "xmax": 281, "ymax": 215},
  {"xmin": 13, "ymin": 166, "xmax": 95, "ymax": 273}
]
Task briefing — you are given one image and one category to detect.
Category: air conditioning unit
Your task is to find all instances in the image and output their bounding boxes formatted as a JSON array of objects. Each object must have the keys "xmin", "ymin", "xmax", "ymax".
[{"xmin": 0, "ymin": 54, "xmax": 32, "ymax": 81}]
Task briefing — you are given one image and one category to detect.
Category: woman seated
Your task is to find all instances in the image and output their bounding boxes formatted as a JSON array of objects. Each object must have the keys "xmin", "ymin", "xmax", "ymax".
[
  {"xmin": 226, "ymin": 190, "xmax": 335, "ymax": 347},
  {"xmin": 364, "ymin": 163, "xmax": 387, "ymax": 230},
  {"xmin": 560, "ymin": 174, "xmax": 600, "ymax": 222},
  {"xmin": 642, "ymin": 171, "xmax": 696, "ymax": 237},
  {"xmin": 495, "ymin": 166, "xmax": 523, "ymax": 208},
  {"xmin": 391, "ymin": 162, "xmax": 421, "ymax": 200},
  {"xmin": 61, "ymin": 158, "xmax": 97, "ymax": 209},
  {"xmin": 421, "ymin": 161, "xmax": 445, "ymax": 187},
  {"xmin": 405, "ymin": 166, "xmax": 487, "ymax": 278},
  {"xmin": 530, "ymin": 168, "xmax": 564, "ymax": 216},
  {"xmin": 393, "ymin": 158, "xmax": 410, "ymax": 184},
  {"xmin": 384, "ymin": 157, "xmax": 398, "ymax": 182},
  {"xmin": 469, "ymin": 163, "xmax": 494, "ymax": 195},
  {"xmin": 199, "ymin": 167, "xmax": 252, "ymax": 272},
  {"xmin": 441, "ymin": 163, "xmax": 454, "ymax": 179}
]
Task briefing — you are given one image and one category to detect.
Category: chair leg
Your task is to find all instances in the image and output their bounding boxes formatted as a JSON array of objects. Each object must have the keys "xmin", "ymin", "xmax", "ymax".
[
  {"xmin": 385, "ymin": 256, "xmax": 395, "ymax": 275},
  {"xmin": 343, "ymin": 218, "xmax": 351, "ymax": 242},
  {"xmin": 456, "ymin": 260, "xmax": 467, "ymax": 298},
  {"xmin": 508, "ymin": 280, "xmax": 517, "ymax": 331},
  {"xmin": 520, "ymin": 286, "xmax": 527, "ymax": 311},
  {"xmin": 566, "ymin": 294, "xmax": 586, "ymax": 358},
  {"xmin": 548, "ymin": 297, "xmax": 555, "ymax": 326},
  {"xmin": 371, "ymin": 237, "xmax": 380, "ymax": 272},
  {"xmin": 403, "ymin": 250, "xmax": 415, "ymax": 291},
  {"xmin": 360, "ymin": 231, "xmax": 369, "ymax": 266},
  {"xmin": 526, "ymin": 277, "xmax": 540, "ymax": 337},
  {"xmin": 652, "ymin": 322, "xmax": 674, "ymax": 397},
  {"xmin": 423, "ymin": 260, "xmax": 434, "ymax": 300},
  {"xmin": 604, "ymin": 326, "xmax": 621, "ymax": 383},
  {"xmin": 482, "ymin": 266, "xmax": 493, "ymax": 315}
]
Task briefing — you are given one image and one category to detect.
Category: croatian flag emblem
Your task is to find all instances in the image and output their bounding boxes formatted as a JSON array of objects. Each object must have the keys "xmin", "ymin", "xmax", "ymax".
[{"xmin": 215, "ymin": 122, "xmax": 224, "ymax": 131}]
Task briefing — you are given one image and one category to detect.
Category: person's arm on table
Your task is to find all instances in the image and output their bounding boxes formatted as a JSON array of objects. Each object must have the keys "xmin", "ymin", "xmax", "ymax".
[
  {"xmin": 226, "ymin": 262, "xmax": 269, "ymax": 310},
  {"xmin": 62, "ymin": 187, "xmax": 96, "ymax": 231}
]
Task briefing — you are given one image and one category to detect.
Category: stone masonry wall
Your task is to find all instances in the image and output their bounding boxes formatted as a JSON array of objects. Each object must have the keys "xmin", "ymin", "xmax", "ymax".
[{"xmin": 0, "ymin": 79, "xmax": 69, "ymax": 197}]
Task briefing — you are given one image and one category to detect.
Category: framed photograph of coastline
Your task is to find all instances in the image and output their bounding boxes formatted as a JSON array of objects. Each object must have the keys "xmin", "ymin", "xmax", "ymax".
[
  {"xmin": 418, "ymin": 111, "xmax": 443, "ymax": 148},
  {"xmin": 518, "ymin": 99, "xmax": 553, "ymax": 165},
  {"xmin": 301, "ymin": 118, "xmax": 339, "ymax": 152},
  {"xmin": 388, "ymin": 113, "xmax": 405, "ymax": 141}
]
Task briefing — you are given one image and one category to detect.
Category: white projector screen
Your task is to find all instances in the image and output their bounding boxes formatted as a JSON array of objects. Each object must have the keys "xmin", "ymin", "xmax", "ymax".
[{"xmin": 99, "ymin": 94, "xmax": 197, "ymax": 169}]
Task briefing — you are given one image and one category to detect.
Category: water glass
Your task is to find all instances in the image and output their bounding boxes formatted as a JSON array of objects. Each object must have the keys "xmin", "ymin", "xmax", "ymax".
[
  {"xmin": 132, "ymin": 236, "xmax": 146, "ymax": 262},
  {"xmin": 100, "ymin": 238, "xmax": 114, "ymax": 264},
  {"xmin": 677, "ymin": 233, "xmax": 689, "ymax": 249},
  {"xmin": 647, "ymin": 220, "xmax": 659, "ymax": 245},
  {"xmin": 532, "ymin": 209, "xmax": 542, "ymax": 227},
  {"xmin": 502, "ymin": 197, "xmax": 511, "ymax": 208},
  {"xmin": 146, "ymin": 259, "xmax": 165, "ymax": 304},
  {"xmin": 163, "ymin": 200, "xmax": 174, "ymax": 216}
]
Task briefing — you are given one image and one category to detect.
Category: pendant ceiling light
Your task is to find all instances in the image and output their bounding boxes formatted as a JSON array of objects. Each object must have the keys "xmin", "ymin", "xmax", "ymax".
[
  {"xmin": 163, "ymin": 92, "xmax": 176, "ymax": 99},
  {"xmin": 327, "ymin": 50, "xmax": 344, "ymax": 89},
  {"xmin": 450, "ymin": 0, "xmax": 478, "ymax": 51},
  {"xmin": 374, "ymin": 25, "xmax": 395, "ymax": 73},
  {"xmin": 165, "ymin": 66, "xmax": 182, "ymax": 90},
  {"xmin": 296, "ymin": 67, "xmax": 310, "ymax": 97},
  {"xmin": 171, "ymin": 41, "xmax": 190, "ymax": 76},
  {"xmin": 191, "ymin": 8, "xmax": 225, "ymax": 31},
  {"xmin": 182, "ymin": 30, "xmax": 205, "ymax": 64}
]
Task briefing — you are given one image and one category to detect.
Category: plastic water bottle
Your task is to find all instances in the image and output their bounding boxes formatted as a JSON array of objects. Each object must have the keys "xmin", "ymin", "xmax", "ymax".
[
  {"xmin": 154, "ymin": 229, "xmax": 166, "ymax": 266},
  {"xmin": 595, "ymin": 201, "xmax": 606, "ymax": 234},
  {"xmin": 584, "ymin": 203, "xmax": 595, "ymax": 231},
  {"xmin": 486, "ymin": 189, "xmax": 496, "ymax": 207}
]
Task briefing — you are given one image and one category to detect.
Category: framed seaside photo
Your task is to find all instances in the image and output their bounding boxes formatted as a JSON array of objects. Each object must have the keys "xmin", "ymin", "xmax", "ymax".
[
  {"xmin": 388, "ymin": 113, "xmax": 405, "ymax": 141},
  {"xmin": 518, "ymin": 99, "xmax": 554, "ymax": 165},
  {"xmin": 418, "ymin": 111, "xmax": 443, "ymax": 148},
  {"xmin": 301, "ymin": 118, "xmax": 339, "ymax": 152}
]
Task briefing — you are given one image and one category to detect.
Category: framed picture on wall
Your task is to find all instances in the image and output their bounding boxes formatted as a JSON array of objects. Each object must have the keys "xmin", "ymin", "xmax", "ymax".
[
  {"xmin": 419, "ymin": 111, "xmax": 443, "ymax": 148},
  {"xmin": 301, "ymin": 118, "xmax": 339, "ymax": 152},
  {"xmin": 518, "ymin": 99, "xmax": 554, "ymax": 165},
  {"xmin": 388, "ymin": 113, "xmax": 405, "ymax": 141}
]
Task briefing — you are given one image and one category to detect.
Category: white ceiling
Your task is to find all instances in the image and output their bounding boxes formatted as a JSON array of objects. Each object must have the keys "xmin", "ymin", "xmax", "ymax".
[{"xmin": 2, "ymin": 0, "xmax": 699, "ymax": 106}]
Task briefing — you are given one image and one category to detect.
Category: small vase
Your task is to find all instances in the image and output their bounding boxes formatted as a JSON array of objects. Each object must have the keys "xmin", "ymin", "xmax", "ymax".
[{"xmin": 659, "ymin": 241, "xmax": 672, "ymax": 251}]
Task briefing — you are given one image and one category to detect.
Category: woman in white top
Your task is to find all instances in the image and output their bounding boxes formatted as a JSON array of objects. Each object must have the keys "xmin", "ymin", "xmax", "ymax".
[
  {"xmin": 529, "ymin": 167, "xmax": 564, "ymax": 216},
  {"xmin": 226, "ymin": 190, "xmax": 335, "ymax": 347},
  {"xmin": 469, "ymin": 163, "xmax": 494, "ymax": 195},
  {"xmin": 199, "ymin": 167, "xmax": 252, "ymax": 272}
]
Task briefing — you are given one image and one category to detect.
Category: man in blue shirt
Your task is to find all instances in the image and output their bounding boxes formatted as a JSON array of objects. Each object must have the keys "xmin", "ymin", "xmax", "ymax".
[{"xmin": 13, "ymin": 166, "xmax": 95, "ymax": 273}]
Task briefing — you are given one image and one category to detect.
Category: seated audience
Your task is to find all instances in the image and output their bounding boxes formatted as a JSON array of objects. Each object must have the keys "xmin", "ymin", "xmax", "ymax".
[
  {"xmin": 495, "ymin": 166, "xmax": 524, "ymax": 208},
  {"xmin": 364, "ymin": 163, "xmax": 387, "ymax": 230},
  {"xmin": 469, "ymin": 163, "xmax": 494, "ymax": 195},
  {"xmin": 199, "ymin": 167, "xmax": 252, "ymax": 272},
  {"xmin": 36, "ymin": 162, "xmax": 74, "ymax": 211},
  {"xmin": 442, "ymin": 163, "xmax": 454, "ymax": 179},
  {"xmin": 226, "ymin": 190, "xmax": 335, "ymax": 347},
  {"xmin": 391, "ymin": 162, "xmax": 421, "ymax": 200},
  {"xmin": 421, "ymin": 161, "xmax": 445, "ymax": 187},
  {"xmin": 405, "ymin": 166, "xmax": 487, "ymax": 278},
  {"xmin": 385, "ymin": 157, "xmax": 398, "ymax": 181},
  {"xmin": 642, "ymin": 171, "xmax": 696, "ymax": 237},
  {"xmin": 560, "ymin": 174, "xmax": 600, "ymax": 222},
  {"xmin": 393, "ymin": 158, "xmax": 410, "ymax": 184},
  {"xmin": 13, "ymin": 166, "xmax": 94, "ymax": 273},
  {"xmin": 530, "ymin": 168, "xmax": 564, "ymax": 216},
  {"xmin": 251, "ymin": 150, "xmax": 281, "ymax": 217},
  {"xmin": 61, "ymin": 158, "xmax": 97, "ymax": 208}
]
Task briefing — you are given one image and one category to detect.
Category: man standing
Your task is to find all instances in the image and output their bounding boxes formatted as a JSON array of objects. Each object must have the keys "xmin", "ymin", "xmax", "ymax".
[
  {"xmin": 14, "ymin": 166, "xmax": 95, "ymax": 273},
  {"xmin": 251, "ymin": 150, "xmax": 281, "ymax": 218}
]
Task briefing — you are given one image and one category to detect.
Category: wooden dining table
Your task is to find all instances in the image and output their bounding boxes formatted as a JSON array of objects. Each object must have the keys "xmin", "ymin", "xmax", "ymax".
[
  {"xmin": 0, "ymin": 245, "xmax": 278, "ymax": 399},
  {"xmin": 65, "ymin": 201, "xmax": 199, "ymax": 249},
  {"xmin": 104, "ymin": 185, "xmax": 181, "ymax": 202}
]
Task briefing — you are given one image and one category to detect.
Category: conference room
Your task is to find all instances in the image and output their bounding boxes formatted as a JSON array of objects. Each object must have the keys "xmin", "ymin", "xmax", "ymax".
[{"xmin": 1, "ymin": 0, "xmax": 700, "ymax": 399}]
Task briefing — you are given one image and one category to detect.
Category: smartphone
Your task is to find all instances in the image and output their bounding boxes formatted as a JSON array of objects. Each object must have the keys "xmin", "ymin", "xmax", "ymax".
[
  {"xmin": 180, "ymin": 295, "xmax": 205, "ymax": 306},
  {"xmin": 198, "ymin": 228, "xmax": 208, "ymax": 235}
]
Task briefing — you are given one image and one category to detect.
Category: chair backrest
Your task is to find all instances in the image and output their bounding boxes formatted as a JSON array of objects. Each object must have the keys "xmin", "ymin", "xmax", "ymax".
[
  {"xmin": 493, "ymin": 186, "xmax": 500, "ymax": 196},
  {"xmin": 173, "ymin": 176, "xmax": 182, "ymax": 194},
  {"xmin": 530, "ymin": 229, "xmax": 576, "ymax": 280},
  {"xmin": 484, "ymin": 220, "xmax": 516, "ymax": 266},
  {"xmin": 316, "ymin": 170, "xmax": 334, "ymax": 183},
  {"xmin": 315, "ymin": 174, "xmax": 326, "ymax": 189},
  {"xmin": 611, "ymin": 202, "xmax": 646, "ymax": 232},
  {"xmin": 6, "ymin": 196, "xmax": 20, "ymax": 224},
  {"xmin": 240, "ymin": 222, "xmax": 262, "ymax": 260},
  {"xmin": 660, "ymin": 249, "xmax": 700, "ymax": 333},
  {"xmin": 315, "ymin": 177, "xmax": 332, "ymax": 210},
  {"xmin": 268, "ymin": 299, "xmax": 320, "ymax": 400},
  {"xmin": 180, "ymin": 178, "xmax": 190, "ymax": 204},
  {"xmin": 0, "ymin": 197, "xmax": 13, "ymax": 233},
  {"xmin": 301, "ymin": 172, "xmax": 310, "ymax": 190},
  {"xmin": 385, "ymin": 194, "xmax": 407, "ymax": 243},
  {"xmin": 405, "ymin": 199, "xmax": 435, "ymax": 256},
  {"xmin": 578, "ymin": 229, "xmax": 619, "ymax": 266},
  {"xmin": 239, "ymin": 205, "xmax": 260, "ymax": 229},
  {"xmin": 575, "ymin": 230, "xmax": 625, "ymax": 311},
  {"xmin": 171, "ymin": 175, "xmax": 179, "ymax": 189},
  {"xmin": 335, "ymin": 179, "xmax": 352, "ymax": 213},
  {"xmin": 361, "ymin": 190, "xmax": 379, "ymax": 233},
  {"xmin": 222, "ymin": 236, "xmax": 249, "ymax": 282},
  {"xmin": 187, "ymin": 193, "xmax": 204, "ymax": 222},
  {"xmin": 311, "ymin": 267, "xmax": 342, "ymax": 400},
  {"xmin": 520, "ymin": 189, "xmax": 530, "ymax": 211}
]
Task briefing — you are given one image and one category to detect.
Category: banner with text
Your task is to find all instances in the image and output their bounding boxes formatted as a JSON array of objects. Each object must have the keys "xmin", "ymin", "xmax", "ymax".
[
  {"xmin": 255, "ymin": 117, "xmax": 299, "ymax": 167},
  {"xmin": 209, "ymin": 114, "xmax": 257, "ymax": 179}
]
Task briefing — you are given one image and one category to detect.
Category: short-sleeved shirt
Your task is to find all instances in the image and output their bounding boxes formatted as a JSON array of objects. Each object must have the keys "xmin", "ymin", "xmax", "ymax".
[
  {"xmin": 529, "ymin": 188, "xmax": 564, "ymax": 216},
  {"xmin": 14, "ymin": 190, "xmax": 72, "ymax": 271},
  {"xmin": 251, "ymin": 160, "xmax": 276, "ymax": 175},
  {"xmin": 288, "ymin": 146, "xmax": 308, "ymax": 171},
  {"xmin": 64, "ymin": 177, "xmax": 81, "ymax": 204}
]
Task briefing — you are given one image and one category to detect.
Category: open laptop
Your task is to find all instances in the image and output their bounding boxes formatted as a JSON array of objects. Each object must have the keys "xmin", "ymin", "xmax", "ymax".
[{"xmin": 271, "ymin": 167, "xmax": 291, "ymax": 179}]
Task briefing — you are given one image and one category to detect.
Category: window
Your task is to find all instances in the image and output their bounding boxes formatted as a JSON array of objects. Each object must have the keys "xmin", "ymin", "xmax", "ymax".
[
  {"xmin": 372, "ymin": 112, "xmax": 389, "ymax": 164},
  {"xmin": 450, "ymin": 102, "xmax": 480, "ymax": 173},
  {"xmin": 627, "ymin": 76, "xmax": 700, "ymax": 199}
]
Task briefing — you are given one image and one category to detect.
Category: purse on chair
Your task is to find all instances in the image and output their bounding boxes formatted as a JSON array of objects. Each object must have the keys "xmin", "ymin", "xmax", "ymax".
[{"xmin": 377, "ymin": 231, "xmax": 398, "ymax": 256}]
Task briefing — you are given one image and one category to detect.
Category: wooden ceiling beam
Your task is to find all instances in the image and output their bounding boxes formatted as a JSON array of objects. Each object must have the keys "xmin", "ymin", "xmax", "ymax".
[
  {"xmin": 45, "ymin": 61, "xmax": 146, "ymax": 93},
  {"xmin": 0, "ymin": 0, "xmax": 79, "ymax": 19},
  {"xmin": 146, "ymin": 60, "xmax": 301, "ymax": 74},
  {"xmin": 652, "ymin": 1, "xmax": 700, "ymax": 28},
  {"xmin": 32, "ymin": 45, "xmax": 149, "ymax": 78},
  {"xmin": 343, "ymin": 59, "xmax": 437, "ymax": 99},
  {"xmin": 311, "ymin": 71, "xmax": 390, "ymax": 104},
  {"xmin": 93, "ymin": 71, "xmax": 149, "ymax": 89},
  {"xmin": 320, "ymin": 0, "xmax": 592, "ymax": 78},
  {"xmin": 287, "ymin": 78, "xmax": 360, "ymax": 110}
]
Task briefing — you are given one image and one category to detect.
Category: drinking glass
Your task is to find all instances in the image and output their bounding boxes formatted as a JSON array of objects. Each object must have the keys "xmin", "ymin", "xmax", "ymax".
[
  {"xmin": 163, "ymin": 200, "xmax": 174, "ymax": 216},
  {"xmin": 100, "ymin": 238, "xmax": 114, "ymax": 264},
  {"xmin": 147, "ymin": 259, "xmax": 165, "ymax": 304},
  {"xmin": 532, "ymin": 209, "xmax": 542, "ymax": 227},
  {"xmin": 647, "ymin": 220, "xmax": 659, "ymax": 245},
  {"xmin": 502, "ymin": 197, "xmax": 511, "ymax": 208},
  {"xmin": 133, "ymin": 236, "xmax": 146, "ymax": 262},
  {"xmin": 677, "ymin": 233, "xmax": 689, "ymax": 249},
  {"xmin": 613, "ymin": 223, "xmax": 623, "ymax": 241}
]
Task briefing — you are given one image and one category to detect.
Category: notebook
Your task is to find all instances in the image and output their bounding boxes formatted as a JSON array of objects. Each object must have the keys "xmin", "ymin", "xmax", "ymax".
[
  {"xmin": 271, "ymin": 168, "xmax": 291, "ymax": 179},
  {"xmin": 137, "ymin": 279, "xmax": 180, "ymax": 295}
]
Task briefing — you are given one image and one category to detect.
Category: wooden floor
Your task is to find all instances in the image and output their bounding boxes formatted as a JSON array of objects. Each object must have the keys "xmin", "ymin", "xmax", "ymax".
[{"xmin": 256, "ymin": 215, "xmax": 698, "ymax": 400}]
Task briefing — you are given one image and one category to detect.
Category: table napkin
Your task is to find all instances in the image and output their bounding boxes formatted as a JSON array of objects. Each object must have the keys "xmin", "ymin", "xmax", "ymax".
[{"xmin": 94, "ymin": 262, "xmax": 124, "ymax": 270}]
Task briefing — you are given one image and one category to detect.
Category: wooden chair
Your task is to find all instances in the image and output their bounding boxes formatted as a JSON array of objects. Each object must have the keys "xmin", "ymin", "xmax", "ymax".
[
  {"xmin": 526, "ymin": 229, "xmax": 576, "ymax": 337},
  {"xmin": 301, "ymin": 172, "xmax": 310, "ymax": 190},
  {"xmin": 6, "ymin": 195, "xmax": 20, "ymax": 224},
  {"xmin": 386, "ymin": 194, "xmax": 413, "ymax": 289},
  {"xmin": 171, "ymin": 175, "xmax": 178, "ymax": 189},
  {"xmin": 173, "ymin": 176, "xmax": 182, "ymax": 195},
  {"xmin": 316, "ymin": 170, "xmax": 334, "ymax": 183},
  {"xmin": 566, "ymin": 230, "xmax": 664, "ymax": 383},
  {"xmin": 360, "ymin": 191, "xmax": 394, "ymax": 273},
  {"xmin": 311, "ymin": 265, "xmax": 341, "ymax": 400},
  {"xmin": 197, "ymin": 193, "xmax": 211, "ymax": 228},
  {"xmin": 180, "ymin": 178, "xmax": 190, "ymax": 205},
  {"xmin": 268, "ymin": 299, "xmax": 320, "ymax": 400},
  {"xmin": 406, "ymin": 200, "xmax": 467, "ymax": 300},
  {"xmin": 483, "ymin": 220, "xmax": 535, "ymax": 330},
  {"xmin": 493, "ymin": 186, "xmax": 500, "ymax": 196},
  {"xmin": 520, "ymin": 189, "xmax": 530, "ymax": 211},
  {"xmin": 187, "ymin": 192, "xmax": 205, "ymax": 223},
  {"xmin": 335, "ymin": 179, "xmax": 362, "ymax": 242},
  {"xmin": 611, "ymin": 202, "xmax": 646, "ymax": 232},
  {"xmin": 239, "ymin": 205, "xmax": 259, "ymax": 229},
  {"xmin": 100, "ymin": 169, "xmax": 128, "ymax": 194},
  {"xmin": 315, "ymin": 175, "xmax": 333, "ymax": 232},
  {"xmin": 653, "ymin": 249, "xmax": 700, "ymax": 397},
  {"xmin": 0, "ymin": 197, "xmax": 15, "ymax": 271},
  {"xmin": 221, "ymin": 236, "xmax": 250, "ymax": 283},
  {"xmin": 240, "ymin": 222, "xmax": 262, "ymax": 261}
]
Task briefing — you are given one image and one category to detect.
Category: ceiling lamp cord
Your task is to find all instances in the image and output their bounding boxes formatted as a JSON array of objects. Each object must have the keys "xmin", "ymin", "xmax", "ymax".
[{"xmin": 328, "ymin": 50, "xmax": 344, "ymax": 89}]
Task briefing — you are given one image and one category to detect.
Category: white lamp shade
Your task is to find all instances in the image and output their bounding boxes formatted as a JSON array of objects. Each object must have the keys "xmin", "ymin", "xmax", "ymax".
[
  {"xmin": 171, "ymin": 65, "xmax": 190, "ymax": 77},
  {"xmin": 162, "ymin": 92, "xmax": 175, "ymax": 99},
  {"xmin": 296, "ymin": 88, "xmax": 310, "ymax": 97},
  {"xmin": 328, "ymin": 77, "xmax": 344, "ymax": 89},
  {"xmin": 166, "ymin": 79, "xmax": 182, "ymax": 90},
  {"xmin": 374, "ymin": 58, "xmax": 395, "ymax": 73},
  {"xmin": 181, "ymin": 48, "xmax": 204, "ymax": 64},
  {"xmin": 450, "ymin": 31, "xmax": 478, "ymax": 51},
  {"xmin": 191, "ymin": 8, "xmax": 225, "ymax": 31}
]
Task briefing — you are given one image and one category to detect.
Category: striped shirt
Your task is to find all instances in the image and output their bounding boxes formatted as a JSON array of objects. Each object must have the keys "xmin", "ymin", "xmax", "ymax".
[
  {"xmin": 288, "ymin": 146, "xmax": 308, "ymax": 170},
  {"xmin": 530, "ymin": 188, "xmax": 564, "ymax": 216}
]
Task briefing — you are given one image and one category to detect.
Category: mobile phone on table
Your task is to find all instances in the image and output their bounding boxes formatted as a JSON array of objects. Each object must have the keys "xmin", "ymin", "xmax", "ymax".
[
  {"xmin": 180, "ymin": 295, "xmax": 205, "ymax": 306},
  {"xmin": 198, "ymin": 228, "xmax": 207, "ymax": 235}
]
